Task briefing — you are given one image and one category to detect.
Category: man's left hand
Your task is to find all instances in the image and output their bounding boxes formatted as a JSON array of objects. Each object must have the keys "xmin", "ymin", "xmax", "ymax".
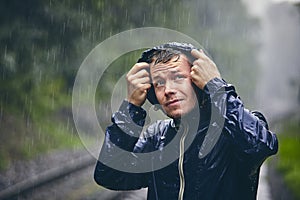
[{"xmin": 190, "ymin": 49, "xmax": 221, "ymax": 90}]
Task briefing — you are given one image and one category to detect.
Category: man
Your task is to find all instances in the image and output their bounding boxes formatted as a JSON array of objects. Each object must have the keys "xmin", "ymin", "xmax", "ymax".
[{"xmin": 94, "ymin": 42, "xmax": 278, "ymax": 200}]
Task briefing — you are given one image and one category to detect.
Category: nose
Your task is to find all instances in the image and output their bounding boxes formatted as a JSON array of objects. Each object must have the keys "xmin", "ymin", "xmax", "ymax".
[{"xmin": 164, "ymin": 80, "xmax": 176, "ymax": 96}]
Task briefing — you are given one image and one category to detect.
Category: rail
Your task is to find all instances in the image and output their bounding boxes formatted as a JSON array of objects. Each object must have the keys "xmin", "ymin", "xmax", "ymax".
[{"xmin": 0, "ymin": 152, "xmax": 96, "ymax": 200}]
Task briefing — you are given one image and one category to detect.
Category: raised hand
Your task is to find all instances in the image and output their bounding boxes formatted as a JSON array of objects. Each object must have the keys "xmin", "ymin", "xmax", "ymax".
[
  {"xmin": 126, "ymin": 62, "xmax": 151, "ymax": 107},
  {"xmin": 190, "ymin": 49, "xmax": 221, "ymax": 90}
]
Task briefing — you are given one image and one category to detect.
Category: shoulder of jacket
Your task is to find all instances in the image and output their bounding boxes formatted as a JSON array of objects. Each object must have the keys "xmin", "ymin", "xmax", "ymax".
[{"xmin": 144, "ymin": 119, "xmax": 173, "ymax": 137}]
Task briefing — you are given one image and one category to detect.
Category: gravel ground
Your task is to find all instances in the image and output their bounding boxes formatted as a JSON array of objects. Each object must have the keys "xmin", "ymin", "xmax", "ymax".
[
  {"xmin": 0, "ymin": 147, "xmax": 147, "ymax": 200},
  {"xmin": 0, "ymin": 147, "xmax": 89, "ymax": 191}
]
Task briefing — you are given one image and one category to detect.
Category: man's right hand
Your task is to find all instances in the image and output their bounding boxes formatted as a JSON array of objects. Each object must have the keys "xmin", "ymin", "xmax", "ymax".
[{"xmin": 126, "ymin": 62, "xmax": 151, "ymax": 107}]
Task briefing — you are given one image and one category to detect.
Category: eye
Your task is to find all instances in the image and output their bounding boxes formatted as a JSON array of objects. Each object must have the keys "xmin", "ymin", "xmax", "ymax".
[
  {"xmin": 154, "ymin": 80, "xmax": 165, "ymax": 87},
  {"xmin": 174, "ymin": 74, "xmax": 185, "ymax": 80}
]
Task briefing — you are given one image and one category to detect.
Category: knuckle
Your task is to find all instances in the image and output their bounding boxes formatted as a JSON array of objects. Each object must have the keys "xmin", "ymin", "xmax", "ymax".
[
  {"xmin": 140, "ymin": 69, "xmax": 147, "ymax": 75},
  {"xmin": 193, "ymin": 60, "xmax": 201, "ymax": 66},
  {"xmin": 135, "ymin": 62, "xmax": 146, "ymax": 68},
  {"xmin": 126, "ymin": 75, "xmax": 133, "ymax": 82},
  {"xmin": 192, "ymin": 65, "xmax": 198, "ymax": 69},
  {"xmin": 192, "ymin": 65, "xmax": 200, "ymax": 72},
  {"xmin": 131, "ymin": 79, "xmax": 138, "ymax": 85},
  {"xmin": 134, "ymin": 63, "xmax": 142, "ymax": 67}
]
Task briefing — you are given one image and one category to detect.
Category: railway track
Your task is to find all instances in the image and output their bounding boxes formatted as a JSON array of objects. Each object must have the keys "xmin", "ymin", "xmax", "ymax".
[
  {"xmin": 0, "ymin": 152, "xmax": 96, "ymax": 200},
  {"xmin": 0, "ymin": 149, "xmax": 147, "ymax": 200}
]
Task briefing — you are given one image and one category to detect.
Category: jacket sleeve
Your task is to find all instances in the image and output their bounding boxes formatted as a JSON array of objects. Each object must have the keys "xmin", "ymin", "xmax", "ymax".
[
  {"xmin": 94, "ymin": 100, "xmax": 149, "ymax": 190},
  {"xmin": 204, "ymin": 78, "xmax": 278, "ymax": 164}
]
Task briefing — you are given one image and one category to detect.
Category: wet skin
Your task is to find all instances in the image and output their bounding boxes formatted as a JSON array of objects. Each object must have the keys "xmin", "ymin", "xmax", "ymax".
[
  {"xmin": 126, "ymin": 49, "xmax": 221, "ymax": 118},
  {"xmin": 150, "ymin": 55, "xmax": 197, "ymax": 119}
]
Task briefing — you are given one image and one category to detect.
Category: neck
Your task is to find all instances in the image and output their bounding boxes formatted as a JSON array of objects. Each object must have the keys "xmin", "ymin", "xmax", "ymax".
[{"xmin": 173, "ymin": 107, "xmax": 200, "ymax": 128}]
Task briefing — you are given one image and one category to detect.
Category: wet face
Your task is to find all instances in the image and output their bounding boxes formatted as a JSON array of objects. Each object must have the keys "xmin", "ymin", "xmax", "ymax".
[{"xmin": 150, "ymin": 54, "xmax": 197, "ymax": 119}]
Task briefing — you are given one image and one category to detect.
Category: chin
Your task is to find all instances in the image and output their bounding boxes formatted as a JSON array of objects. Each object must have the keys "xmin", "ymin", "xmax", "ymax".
[
  {"xmin": 166, "ymin": 110, "xmax": 184, "ymax": 119},
  {"xmin": 167, "ymin": 108, "xmax": 197, "ymax": 120}
]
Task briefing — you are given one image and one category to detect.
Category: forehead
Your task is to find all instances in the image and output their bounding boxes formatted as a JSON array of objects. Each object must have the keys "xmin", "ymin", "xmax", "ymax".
[{"xmin": 150, "ymin": 54, "xmax": 191, "ymax": 75}]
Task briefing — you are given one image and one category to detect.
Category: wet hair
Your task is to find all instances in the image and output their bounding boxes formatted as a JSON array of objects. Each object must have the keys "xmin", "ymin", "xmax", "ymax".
[
  {"xmin": 137, "ymin": 42, "xmax": 207, "ymax": 106},
  {"xmin": 152, "ymin": 49, "xmax": 181, "ymax": 65},
  {"xmin": 137, "ymin": 42, "xmax": 197, "ymax": 64}
]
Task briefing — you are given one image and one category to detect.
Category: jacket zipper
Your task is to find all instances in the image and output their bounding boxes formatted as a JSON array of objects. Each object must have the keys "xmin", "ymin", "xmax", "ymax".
[{"xmin": 178, "ymin": 125, "xmax": 188, "ymax": 200}]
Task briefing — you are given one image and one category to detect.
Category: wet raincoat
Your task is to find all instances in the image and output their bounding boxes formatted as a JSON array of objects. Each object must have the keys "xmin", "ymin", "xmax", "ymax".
[{"xmin": 94, "ymin": 77, "xmax": 278, "ymax": 200}]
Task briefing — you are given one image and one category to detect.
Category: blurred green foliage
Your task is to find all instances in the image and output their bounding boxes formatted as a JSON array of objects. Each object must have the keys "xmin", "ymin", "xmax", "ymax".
[
  {"xmin": 277, "ymin": 119, "xmax": 300, "ymax": 200},
  {"xmin": 0, "ymin": 0, "xmax": 260, "ymax": 170}
]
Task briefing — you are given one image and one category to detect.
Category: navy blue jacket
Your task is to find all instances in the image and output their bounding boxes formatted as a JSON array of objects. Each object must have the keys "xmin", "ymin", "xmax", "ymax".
[{"xmin": 94, "ymin": 78, "xmax": 278, "ymax": 200}]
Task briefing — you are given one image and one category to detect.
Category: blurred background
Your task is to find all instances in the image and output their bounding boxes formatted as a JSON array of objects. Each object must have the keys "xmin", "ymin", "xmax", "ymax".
[{"xmin": 0, "ymin": 0, "xmax": 299, "ymax": 199}]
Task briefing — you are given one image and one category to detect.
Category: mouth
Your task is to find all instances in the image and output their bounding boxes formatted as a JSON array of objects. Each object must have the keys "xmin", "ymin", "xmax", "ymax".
[{"xmin": 165, "ymin": 99, "xmax": 183, "ymax": 107}]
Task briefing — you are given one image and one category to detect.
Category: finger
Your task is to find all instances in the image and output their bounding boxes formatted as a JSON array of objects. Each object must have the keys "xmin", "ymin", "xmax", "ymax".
[
  {"xmin": 190, "ymin": 71, "xmax": 200, "ymax": 84},
  {"xmin": 134, "ymin": 68, "xmax": 150, "ymax": 78},
  {"xmin": 191, "ymin": 65, "xmax": 204, "ymax": 79},
  {"xmin": 139, "ymin": 76, "xmax": 151, "ymax": 84},
  {"xmin": 190, "ymin": 69, "xmax": 196, "ymax": 79},
  {"xmin": 128, "ymin": 62, "xmax": 150, "ymax": 75},
  {"xmin": 191, "ymin": 65, "xmax": 200, "ymax": 73},
  {"xmin": 127, "ymin": 67, "xmax": 149, "ymax": 80},
  {"xmin": 131, "ymin": 76, "xmax": 151, "ymax": 85},
  {"xmin": 141, "ymin": 83, "xmax": 152, "ymax": 90},
  {"xmin": 192, "ymin": 59, "xmax": 206, "ymax": 68},
  {"xmin": 128, "ymin": 69, "xmax": 150, "ymax": 83},
  {"xmin": 191, "ymin": 49, "xmax": 203, "ymax": 59},
  {"xmin": 132, "ymin": 83, "xmax": 151, "ymax": 93},
  {"xmin": 191, "ymin": 49, "xmax": 210, "ymax": 61}
]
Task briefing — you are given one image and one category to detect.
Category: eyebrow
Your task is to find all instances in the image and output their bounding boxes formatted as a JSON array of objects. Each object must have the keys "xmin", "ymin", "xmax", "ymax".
[
  {"xmin": 151, "ymin": 69, "xmax": 182, "ymax": 80},
  {"xmin": 151, "ymin": 75, "xmax": 163, "ymax": 81}
]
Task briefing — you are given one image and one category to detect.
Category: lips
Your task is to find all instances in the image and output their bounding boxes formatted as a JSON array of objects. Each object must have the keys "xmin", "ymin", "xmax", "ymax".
[{"xmin": 165, "ymin": 99, "xmax": 183, "ymax": 107}]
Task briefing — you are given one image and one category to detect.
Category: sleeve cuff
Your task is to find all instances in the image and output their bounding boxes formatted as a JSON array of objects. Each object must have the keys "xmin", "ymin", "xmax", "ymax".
[
  {"xmin": 117, "ymin": 100, "xmax": 147, "ymax": 126},
  {"xmin": 203, "ymin": 78, "xmax": 229, "ymax": 97}
]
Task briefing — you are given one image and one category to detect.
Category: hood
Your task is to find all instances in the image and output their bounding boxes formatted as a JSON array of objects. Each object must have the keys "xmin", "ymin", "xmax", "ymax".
[{"xmin": 136, "ymin": 42, "xmax": 205, "ymax": 106}]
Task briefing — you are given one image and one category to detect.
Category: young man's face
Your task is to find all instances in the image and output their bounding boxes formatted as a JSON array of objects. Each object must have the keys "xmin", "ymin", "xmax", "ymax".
[{"xmin": 150, "ymin": 54, "xmax": 197, "ymax": 119}]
